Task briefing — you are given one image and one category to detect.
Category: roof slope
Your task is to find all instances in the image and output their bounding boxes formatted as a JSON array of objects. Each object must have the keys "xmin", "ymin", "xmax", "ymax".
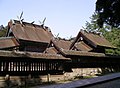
[
  {"xmin": 61, "ymin": 49, "xmax": 106, "ymax": 57},
  {"xmin": 52, "ymin": 39, "xmax": 72, "ymax": 50},
  {"xmin": 45, "ymin": 47, "xmax": 58, "ymax": 54},
  {"xmin": 8, "ymin": 20, "xmax": 53, "ymax": 43},
  {"xmin": 75, "ymin": 41, "xmax": 93, "ymax": 51},
  {"xmin": 80, "ymin": 30, "xmax": 115, "ymax": 48},
  {"xmin": 0, "ymin": 37, "xmax": 19, "ymax": 49},
  {"xmin": 50, "ymin": 38, "xmax": 105, "ymax": 57},
  {"xmin": 0, "ymin": 50, "xmax": 70, "ymax": 60},
  {"xmin": 71, "ymin": 30, "xmax": 116, "ymax": 49}
]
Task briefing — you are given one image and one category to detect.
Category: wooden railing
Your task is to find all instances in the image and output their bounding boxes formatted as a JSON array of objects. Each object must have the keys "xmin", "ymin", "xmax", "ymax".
[{"xmin": 0, "ymin": 57, "xmax": 64, "ymax": 76}]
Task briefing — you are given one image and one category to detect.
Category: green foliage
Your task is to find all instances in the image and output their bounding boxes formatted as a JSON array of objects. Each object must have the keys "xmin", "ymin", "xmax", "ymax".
[
  {"xmin": 84, "ymin": 13, "xmax": 120, "ymax": 55},
  {"xmin": 0, "ymin": 26, "xmax": 7, "ymax": 37},
  {"xmin": 96, "ymin": 0, "xmax": 120, "ymax": 28},
  {"xmin": 104, "ymin": 28, "xmax": 120, "ymax": 55},
  {"xmin": 83, "ymin": 13, "xmax": 99, "ymax": 32}
]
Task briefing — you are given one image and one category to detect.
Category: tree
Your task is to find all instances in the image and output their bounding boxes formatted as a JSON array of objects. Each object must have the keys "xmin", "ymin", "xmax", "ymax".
[
  {"xmin": 84, "ymin": 13, "xmax": 120, "ymax": 55},
  {"xmin": 83, "ymin": 13, "xmax": 111, "ymax": 34},
  {"xmin": 104, "ymin": 28, "xmax": 120, "ymax": 55},
  {"xmin": 96, "ymin": 0, "xmax": 120, "ymax": 28},
  {"xmin": 83, "ymin": 13, "xmax": 100, "ymax": 32},
  {"xmin": 0, "ymin": 26, "xmax": 7, "ymax": 37}
]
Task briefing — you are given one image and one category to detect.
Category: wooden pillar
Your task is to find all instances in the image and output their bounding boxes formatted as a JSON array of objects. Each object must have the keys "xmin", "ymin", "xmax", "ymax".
[
  {"xmin": 5, "ymin": 61, "xmax": 9, "ymax": 72},
  {"xmin": 31, "ymin": 62, "xmax": 33, "ymax": 71},
  {"xmin": 18, "ymin": 62, "xmax": 20, "ymax": 72},
  {"xmin": 46, "ymin": 61, "xmax": 50, "ymax": 82},
  {"xmin": 36, "ymin": 62, "xmax": 38, "ymax": 71},
  {"xmin": 46, "ymin": 61, "xmax": 49, "ymax": 72},
  {"xmin": 38, "ymin": 62, "xmax": 40, "ymax": 71},
  {"xmin": 2, "ymin": 62, "xmax": 5, "ymax": 71},
  {"xmin": 15, "ymin": 62, "xmax": 17, "ymax": 71},
  {"xmin": 47, "ymin": 74, "xmax": 50, "ymax": 83},
  {"xmin": 23, "ymin": 61, "xmax": 26, "ymax": 71},
  {"xmin": 63, "ymin": 71, "xmax": 65, "ymax": 81},
  {"xmin": 0, "ymin": 61, "xmax": 2, "ymax": 71},
  {"xmin": 29, "ymin": 62, "xmax": 31, "ymax": 72},
  {"xmin": 41, "ymin": 62, "xmax": 43, "ymax": 71}
]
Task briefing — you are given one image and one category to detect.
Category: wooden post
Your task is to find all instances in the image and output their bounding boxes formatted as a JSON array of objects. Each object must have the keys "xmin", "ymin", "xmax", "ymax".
[
  {"xmin": 5, "ymin": 61, "xmax": 9, "ymax": 72},
  {"xmin": 47, "ymin": 74, "xmax": 50, "ymax": 83},
  {"xmin": 24, "ymin": 76, "xmax": 27, "ymax": 88},
  {"xmin": 81, "ymin": 68, "xmax": 83, "ymax": 76},
  {"xmin": 63, "ymin": 71, "xmax": 65, "ymax": 81},
  {"xmin": 29, "ymin": 62, "xmax": 31, "ymax": 72},
  {"xmin": 5, "ymin": 74, "xmax": 10, "ymax": 87},
  {"xmin": 46, "ymin": 61, "xmax": 50, "ymax": 82},
  {"xmin": 0, "ymin": 62, "xmax": 2, "ymax": 71}
]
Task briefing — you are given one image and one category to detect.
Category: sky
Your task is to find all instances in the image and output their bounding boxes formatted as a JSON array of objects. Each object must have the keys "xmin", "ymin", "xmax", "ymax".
[{"xmin": 0, "ymin": 0, "xmax": 96, "ymax": 38}]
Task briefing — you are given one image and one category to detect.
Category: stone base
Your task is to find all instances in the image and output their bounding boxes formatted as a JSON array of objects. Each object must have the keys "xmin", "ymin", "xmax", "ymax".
[{"xmin": 0, "ymin": 68, "xmax": 103, "ymax": 87}]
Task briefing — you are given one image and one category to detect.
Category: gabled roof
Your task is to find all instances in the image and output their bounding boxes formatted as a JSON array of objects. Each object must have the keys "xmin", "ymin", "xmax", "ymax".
[
  {"xmin": 0, "ymin": 37, "xmax": 19, "ymax": 49},
  {"xmin": 8, "ymin": 20, "xmax": 53, "ymax": 43},
  {"xmin": 45, "ymin": 47, "xmax": 58, "ymax": 54},
  {"xmin": 70, "ymin": 30, "xmax": 116, "ymax": 49},
  {"xmin": 51, "ymin": 38, "xmax": 72, "ymax": 50},
  {"xmin": 74, "ymin": 41, "xmax": 93, "ymax": 51},
  {"xmin": 48, "ymin": 38, "xmax": 105, "ymax": 57}
]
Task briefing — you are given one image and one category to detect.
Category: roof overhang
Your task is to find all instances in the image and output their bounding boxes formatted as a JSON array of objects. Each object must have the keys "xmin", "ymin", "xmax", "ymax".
[
  {"xmin": 19, "ymin": 39, "xmax": 49, "ymax": 46},
  {"xmin": 0, "ymin": 37, "xmax": 19, "ymax": 50},
  {"xmin": 0, "ymin": 50, "xmax": 70, "ymax": 61},
  {"xmin": 60, "ymin": 49, "xmax": 106, "ymax": 57}
]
